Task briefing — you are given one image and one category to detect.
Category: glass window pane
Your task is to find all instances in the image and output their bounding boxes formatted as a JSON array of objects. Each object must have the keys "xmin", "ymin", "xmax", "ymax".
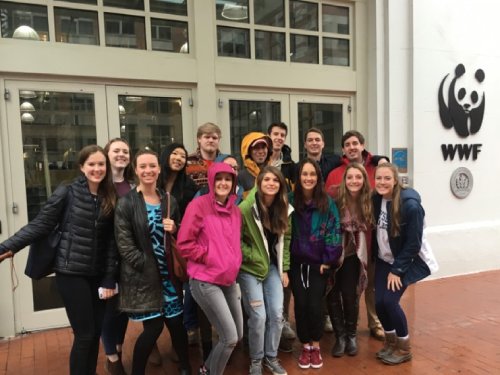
[
  {"xmin": 254, "ymin": 0, "xmax": 284, "ymax": 27},
  {"xmin": 323, "ymin": 37, "xmax": 349, "ymax": 66},
  {"xmin": 290, "ymin": 34, "xmax": 318, "ymax": 64},
  {"xmin": 217, "ymin": 26, "xmax": 250, "ymax": 58},
  {"xmin": 297, "ymin": 103, "xmax": 343, "ymax": 160},
  {"xmin": 55, "ymin": 8, "xmax": 99, "ymax": 45},
  {"xmin": 117, "ymin": 95, "xmax": 183, "ymax": 154},
  {"xmin": 103, "ymin": 0, "xmax": 144, "ymax": 11},
  {"xmin": 323, "ymin": 5, "xmax": 349, "ymax": 34},
  {"xmin": 255, "ymin": 30, "xmax": 285, "ymax": 61},
  {"xmin": 150, "ymin": 0, "xmax": 187, "ymax": 16},
  {"xmin": 0, "ymin": 2, "xmax": 49, "ymax": 41},
  {"xmin": 228, "ymin": 100, "xmax": 281, "ymax": 162},
  {"xmin": 151, "ymin": 19, "xmax": 188, "ymax": 53},
  {"xmin": 20, "ymin": 89, "xmax": 97, "ymax": 308},
  {"xmin": 105, "ymin": 13, "xmax": 145, "ymax": 50},
  {"xmin": 62, "ymin": 0, "xmax": 97, "ymax": 4},
  {"xmin": 216, "ymin": 0, "xmax": 249, "ymax": 23},
  {"xmin": 289, "ymin": 0, "xmax": 318, "ymax": 31}
]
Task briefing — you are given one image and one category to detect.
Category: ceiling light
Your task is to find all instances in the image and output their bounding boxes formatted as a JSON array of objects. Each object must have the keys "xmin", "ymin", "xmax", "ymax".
[
  {"xmin": 13, "ymin": 25, "xmax": 40, "ymax": 41},
  {"xmin": 20, "ymin": 101, "xmax": 35, "ymax": 112},
  {"xmin": 125, "ymin": 96, "xmax": 143, "ymax": 102},
  {"xmin": 21, "ymin": 113, "xmax": 35, "ymax": 123},
  {"xmin": 221, "ymin": 4, "xmax": 248, "ymax": 21},
  {"xmin": 19, "ymin": 90, "xmax": 37, "ymax": 99}
]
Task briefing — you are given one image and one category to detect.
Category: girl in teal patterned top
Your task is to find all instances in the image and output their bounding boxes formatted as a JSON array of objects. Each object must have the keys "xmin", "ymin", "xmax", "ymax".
[{"xmin": 115, "ymin": 149, "xmax": 190, "ymax": 375}]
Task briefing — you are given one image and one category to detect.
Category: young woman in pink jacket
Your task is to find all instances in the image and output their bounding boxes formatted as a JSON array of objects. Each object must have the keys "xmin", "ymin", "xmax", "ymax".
[{"xmin": 177, "ymin": 162, "xmax": 243, "ymax": 375}]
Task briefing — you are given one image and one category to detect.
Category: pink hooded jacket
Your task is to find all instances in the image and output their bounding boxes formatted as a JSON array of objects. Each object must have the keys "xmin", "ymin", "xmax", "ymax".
[{"xmin": 177, "ymin": 162, "xmax": 242, "ymax": 286}]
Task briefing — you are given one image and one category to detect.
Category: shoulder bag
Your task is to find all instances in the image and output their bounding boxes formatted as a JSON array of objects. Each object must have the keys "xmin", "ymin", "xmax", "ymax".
[
  {"xmin": 25, "ymin": 188, "xmax": 72, "ymax": 280},
  {"xmin": 164, "ymin": 192, "xmax": 188, "ymax": 282}
]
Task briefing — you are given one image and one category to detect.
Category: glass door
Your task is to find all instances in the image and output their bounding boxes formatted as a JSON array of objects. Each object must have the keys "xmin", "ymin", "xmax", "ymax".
[
  {"xmin": 218, "ymin": 91, "xmax": 290, "ymax": 162},
  {"xmin": 290, "ymin": 95, "xmax": 351, "ymax": 161},
  {"xmin": 4, "ymin": 80, "xmax": 108, "ymax": 333},
  {"xmin": 106, "ymin": 86, "xmax": 193, "ymax": 154}
]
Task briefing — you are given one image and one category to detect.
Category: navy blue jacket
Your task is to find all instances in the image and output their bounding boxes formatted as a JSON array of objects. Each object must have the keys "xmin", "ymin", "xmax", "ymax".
[{"xmin": 372, "ymin": 188, "xmax": 430, "ymax": 286}]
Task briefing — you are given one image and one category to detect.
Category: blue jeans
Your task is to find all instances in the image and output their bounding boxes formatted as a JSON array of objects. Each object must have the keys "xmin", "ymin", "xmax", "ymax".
[
  {"xmin": 101, "ymin": 294, "xmax": 129, "ymax": 355},
  {"xmin": 374, "ymin": 258, "xmax": 409, "ymax": 336},
  {"xmin": 190, "ymin": 279, "xmax": 243, "ymax": 375},
  {"xmin": 238, "ymin": 264, "xmax": 284, "ymax": 360}
]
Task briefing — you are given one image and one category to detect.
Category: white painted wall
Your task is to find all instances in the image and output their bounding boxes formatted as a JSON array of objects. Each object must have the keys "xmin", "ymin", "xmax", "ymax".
[{"xmin": 376, "ymin": 0, "xmax": 500, "ymax": 278}]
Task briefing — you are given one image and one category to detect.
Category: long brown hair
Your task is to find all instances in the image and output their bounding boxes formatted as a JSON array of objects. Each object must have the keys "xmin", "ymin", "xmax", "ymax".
[
  {"xmin": 103, "ymin": 137, "xmax": 135, "ymax": 182},
  {"xmin": 78, "ymin": 145, "xmax": 116, "ymax": 217},
  {"xmin": 337, "ymin": 162, "xmax": 374, "ymax": 226},
  {"xmin": 293, "ymin": 158, "xmax": 329, "ymax": 214},
  {"xmin": 255, "ymin": 166, "xmax": 289, "ymax": 235},
  {"xmin": 375, "ymin": 163, "xmax": 402, "ymax": 237}
]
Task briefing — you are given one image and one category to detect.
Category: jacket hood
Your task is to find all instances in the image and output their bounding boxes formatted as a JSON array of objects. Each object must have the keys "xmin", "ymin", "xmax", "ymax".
[
  {"xmin": 241, "ymin": 132, "xmax": 272, "ymax": 177},
  {"xmin": 207, "ymin": 162, "xmax": 237, "ymax": 199},
  {"xmin": 400, "ymin": 187, "xmax": 421, "ymax": 204}
]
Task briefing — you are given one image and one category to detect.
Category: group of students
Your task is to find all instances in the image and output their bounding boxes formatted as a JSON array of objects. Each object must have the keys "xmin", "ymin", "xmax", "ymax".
[{"xmin": 0, "ymin": 123, "xmax": 436, "ymax": 375}]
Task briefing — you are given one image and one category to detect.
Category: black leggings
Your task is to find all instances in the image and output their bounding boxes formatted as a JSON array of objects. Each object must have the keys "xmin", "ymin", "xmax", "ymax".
[
  {"xmin": 56, "ymin": 273, "xmax": 105, "ymax": 375},
  {"xmin": 290, "ymin": 263, "xmax": 329, "ymax": 343},
  {"xmin": 132, "ymin": 314, "xmax": 189, "ymax": 375}
]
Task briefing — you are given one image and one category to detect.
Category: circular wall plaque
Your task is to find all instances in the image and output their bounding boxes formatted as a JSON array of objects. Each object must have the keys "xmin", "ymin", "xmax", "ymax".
[{"xmin": 450, "ymin": 167, "xmax": 473, "ymax": 199}]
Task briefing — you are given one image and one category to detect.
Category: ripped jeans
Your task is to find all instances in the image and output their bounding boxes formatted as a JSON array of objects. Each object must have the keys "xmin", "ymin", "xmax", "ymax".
[{"xmin": 238, "ymin": 264, "xmax": 284, "ymax": 360}]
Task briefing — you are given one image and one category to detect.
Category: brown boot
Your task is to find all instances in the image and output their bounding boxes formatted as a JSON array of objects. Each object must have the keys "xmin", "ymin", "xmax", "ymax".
[
  {"xmin": 381, "ymin": 336, "xmax": 412, "ymax": 365},
  {"xmin": 104, "ymin": 358, "xmax": 126, "ymax": 375},
  {"xmin": 376, "ymin": 331, "xmax": 397, "ymax": 360}
]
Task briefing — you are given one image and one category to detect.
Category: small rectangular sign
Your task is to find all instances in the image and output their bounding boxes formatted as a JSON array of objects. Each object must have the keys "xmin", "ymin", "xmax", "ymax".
[{"xmin": 391, "ymin": 148, "xmax": 408, "ymax": 173}]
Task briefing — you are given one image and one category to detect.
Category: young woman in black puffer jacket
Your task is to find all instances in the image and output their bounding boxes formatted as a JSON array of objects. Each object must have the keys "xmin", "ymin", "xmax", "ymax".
[{"xmin": 0, "ymin": 145, "xmax": 118, "ymax": 375}]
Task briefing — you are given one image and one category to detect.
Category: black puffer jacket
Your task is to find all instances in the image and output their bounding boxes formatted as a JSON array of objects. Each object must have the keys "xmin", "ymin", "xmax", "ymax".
[
  {"xmin": 0, "ymin": 176, "xmax": 117, "ymax": 287},
  {"xmin": 114, "ymin": 188, "xmax": 180, "ymax": 314}
]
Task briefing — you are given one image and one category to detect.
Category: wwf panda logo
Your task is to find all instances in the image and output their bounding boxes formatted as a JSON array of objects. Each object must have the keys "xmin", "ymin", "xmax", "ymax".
[{"xmin": 438, "ymin": 64, "xmax": 485, "ymax": 138}]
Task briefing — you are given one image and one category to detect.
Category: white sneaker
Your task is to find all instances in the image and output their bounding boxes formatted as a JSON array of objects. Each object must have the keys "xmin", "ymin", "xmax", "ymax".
[{"xmin": 324, "ymin": 315, "xmax": 333, "ymax": 333}]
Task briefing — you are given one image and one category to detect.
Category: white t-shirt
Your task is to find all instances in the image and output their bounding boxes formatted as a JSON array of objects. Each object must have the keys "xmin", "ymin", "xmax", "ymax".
[{"xmin": 377, "ymin": 199, "xmax": 394, "ymax": 264}]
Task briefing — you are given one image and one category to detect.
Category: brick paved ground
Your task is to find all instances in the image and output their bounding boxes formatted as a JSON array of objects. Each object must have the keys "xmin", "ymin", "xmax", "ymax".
[{"xmin": 1, "ymin": 270, "xmax": 499, "ymax": 374}]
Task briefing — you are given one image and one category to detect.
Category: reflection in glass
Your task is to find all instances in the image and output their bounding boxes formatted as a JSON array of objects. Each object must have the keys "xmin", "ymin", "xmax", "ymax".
[
  {"xmin": 55, "ymin": 8, "xmax": 99, "ymax": 45},
  {"xmin": 19, "ymin": 90, "xmax": 95, "ymax": 310},
  {"xmin": 151, "ymin": 0, "xmax": 188, "ymax": 16},
  {"xmin": 322, "ymin": 5, "xmax": 349, "ymax": 34},
  {"xmin": 118, "ymin": 95, "xmax": 183, "ymax": 154},
  {"xmin": 255, "ymin": 31, "xmax": 285, "ymax": 61},
  {"xmin": 105, "ymin": 13, "xmax": 145, "ymax": 49},
  {"xmin": 151, "ymin": 19, "xmax": 188, "ymax": 53},
  {"xmin": 297, "ymin": 102, "xmax": 343, "ymax": 160},
  {"xmin": 323, "ymin": 38, "xmax": 349, "ymax": 66},
  {"xmin": 216, "ymin": 0, "xmax": 249, "ymax": 23},
  {"xmin": 254, "ymin": 0, "xmax": 284, "ymax": 27},
  {"xmin": 0, "ymin": 2, "xmax": 49, "ymax": 41},
  {"xmin": 228, "ymin": 100, "xmax": 281, "ymax": 162},
  {"xmin": 289, "ymin": 0, "xmax": 318, "ymax": 31},
  {"xmin": 290, "ymin": 34, "xmax": 318, "ymax": 64},
  {"xmin": 217, "ymin": 26, "xmax": 250, "ymax": 58},
  {"xmin": 20, "ymin": 91, "xmax": 96, "ymax": 220},
  {"xmin": 103, "ymin": 0, "xmax": 144, "ymax": 11}
]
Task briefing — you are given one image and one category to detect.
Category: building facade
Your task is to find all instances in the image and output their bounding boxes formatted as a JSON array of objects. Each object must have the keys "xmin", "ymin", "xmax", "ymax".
[{"xmin": 0, "ymin": 0, "xmax": 498, "ymax": 337}]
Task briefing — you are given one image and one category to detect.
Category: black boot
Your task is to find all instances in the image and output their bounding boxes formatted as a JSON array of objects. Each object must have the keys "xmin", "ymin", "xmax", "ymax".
[
  {"xmin": 344, "ymin": 296, "xmax": 360, "ymax": 356},
  {"xmin": 327, "ymin": 289, "xmax": 346, "ymax": 357}
]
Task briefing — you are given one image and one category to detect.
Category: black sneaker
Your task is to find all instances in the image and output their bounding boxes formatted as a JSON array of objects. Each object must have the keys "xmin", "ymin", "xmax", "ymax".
[{"xmin": 278, "ymin": 337, "xmax": 293, "ymax": 353}]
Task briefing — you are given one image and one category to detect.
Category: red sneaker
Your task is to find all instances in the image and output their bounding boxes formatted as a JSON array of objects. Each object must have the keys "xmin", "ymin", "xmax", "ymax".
[
  {"xmin": 298, "ymin": 346, "xmax": 311, "ymax": 369},
  {"xmin": 310, "ymin": 347, "xmax": 323, "ymax": 369}
]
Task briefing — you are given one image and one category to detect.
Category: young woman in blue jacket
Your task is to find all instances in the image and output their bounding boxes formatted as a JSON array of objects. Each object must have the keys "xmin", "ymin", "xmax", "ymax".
[{"xmin": 373, "ymin": 163, "xmax": 432, "ymax": 365}]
